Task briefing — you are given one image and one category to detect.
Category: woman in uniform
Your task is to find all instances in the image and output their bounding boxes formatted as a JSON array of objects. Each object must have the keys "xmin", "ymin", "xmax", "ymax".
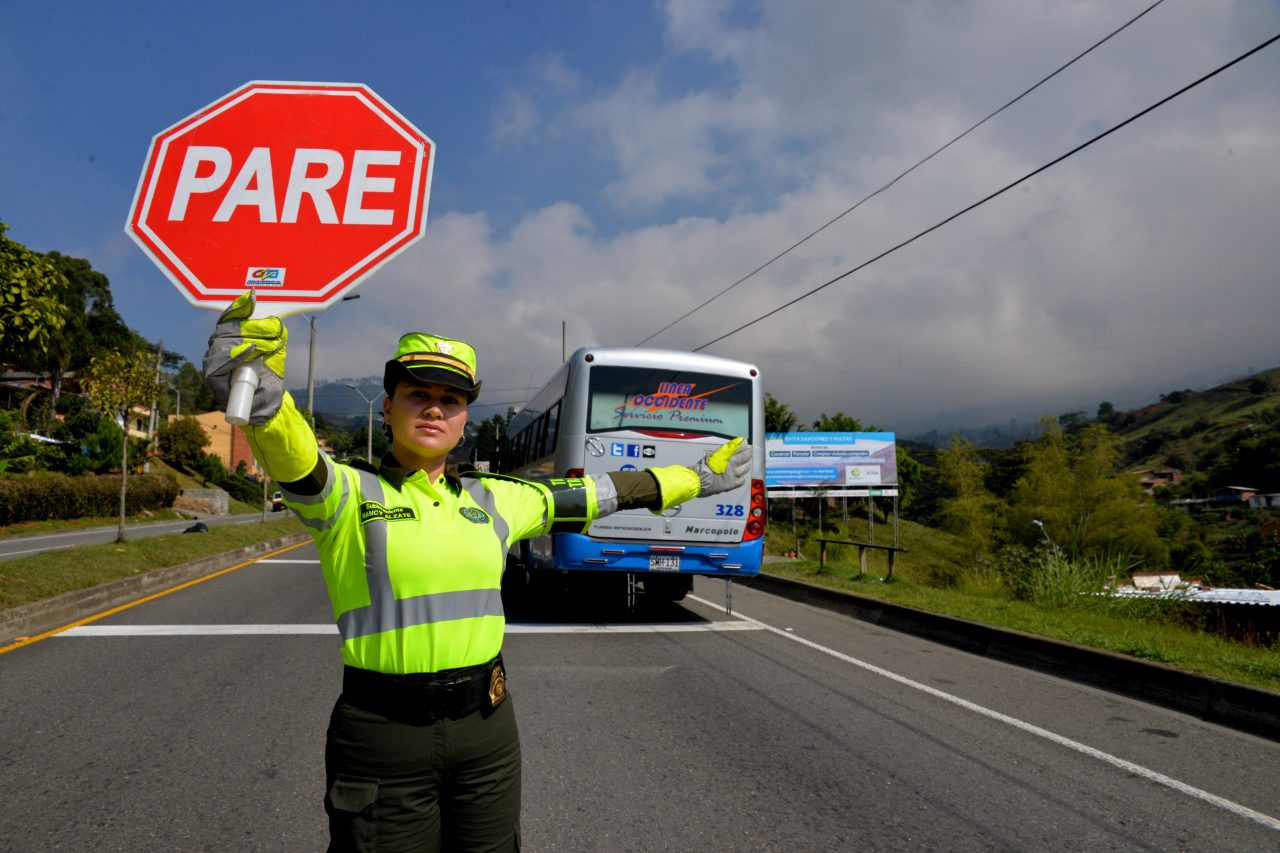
[{"xmin": 202, "ymin": 294, "xmax": 751, "ymax": 852}]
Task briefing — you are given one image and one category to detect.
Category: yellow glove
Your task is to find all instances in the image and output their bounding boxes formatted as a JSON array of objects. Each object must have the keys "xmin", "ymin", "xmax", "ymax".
[
  {"xmin": 201, "ymin": 291, "xmax": 288, "ymax": 425},
  {"xmin": 647, "ymin": 437, "xmax": 751, "ymax": 511}
]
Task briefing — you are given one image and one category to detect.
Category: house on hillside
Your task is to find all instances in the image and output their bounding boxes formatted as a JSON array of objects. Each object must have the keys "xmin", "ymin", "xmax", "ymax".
[
  {"xmin": 1212, "ymin": 486, "xmax": 1258, "ymax": 506},
  {"xmin": 0, "ymin": 371, "xmax": 52, "ymax": 409},
  {"xmin": 185, "ymin": 411, "xmax": 261, "ymax": 477},
  {"xmin": 1249, "ymin": 493, "xmax": 1280, "ymax": 509},
  {"xmin": 1132, "ymin": 467, "xmax": 1183, "ymax": 495},
  {"xmin": 123, "ymin": 404, "xmax": 151, "ymax": 440}
]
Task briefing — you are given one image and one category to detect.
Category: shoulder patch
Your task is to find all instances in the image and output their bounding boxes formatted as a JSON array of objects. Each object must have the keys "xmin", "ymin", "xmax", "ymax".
[
  {"xmin": 359, "ymin": 501, "xmax": 417, "ymax": 523},
  {"xmin": 459, "ymin": 506, "xmax": 490, "ymax": 524}
]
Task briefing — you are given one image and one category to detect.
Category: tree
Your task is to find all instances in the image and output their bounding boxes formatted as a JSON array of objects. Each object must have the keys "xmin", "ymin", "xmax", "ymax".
[
  {"xmin": 936, "ymin": 435, "xmax": 1003, "ymax": 559},
  {"xmin": 171, "ymin": 361, "xmax": 216, "ymax": 415},
  {"xmin": 764, "ymin": 393, "xmax": 798, "ymax": 433},
  {"xmin": 896, "ymin": 444, "xmax": 923, "ymax": 513},
  {"xmin": 0, "ymin": 222, "xmax": 70, "ymax": 365},
  {"xmin": 157, "ymin": 416, "xmax": 211, "ymax": 471},
  {"xmin": 811, "ymin": 412, "xmax": 867, "ymax": 432},
  {"xmin": 34, "ymin": 252, "xmax": 133, "ymax": 406},
  {"xmin": 472, "ymin": 413, "xmax": 508, "ymax": 464},
  {"xmin": 1008, "ymin": 419, "xmax": 1165, "ymax": 564},
  {"xmin": 82, "ymin": 349, "xmax": 160, "ymax": 543}
]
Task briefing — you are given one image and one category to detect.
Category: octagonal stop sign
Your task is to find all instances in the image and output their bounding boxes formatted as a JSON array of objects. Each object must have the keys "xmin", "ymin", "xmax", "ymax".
[{"xmin": 126, "ymin": 80, "xmax": 434, "ymax": 314}]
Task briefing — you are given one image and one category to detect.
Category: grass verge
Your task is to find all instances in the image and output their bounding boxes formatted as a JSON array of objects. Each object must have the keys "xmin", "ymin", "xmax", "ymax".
[
  {"xmin": 766, "ymin": 548, "xmax": 1280, "ymax": 693},
  {"xmin": 0, "ymin": 516, "xmax": 305, "ymax": 610}
]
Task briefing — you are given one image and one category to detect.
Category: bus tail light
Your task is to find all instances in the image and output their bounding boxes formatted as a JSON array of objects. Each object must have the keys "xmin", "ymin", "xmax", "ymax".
[
  {"xmin": 565, "ymin": 468, "xmax": 584, "ymax": 478},
  {"xmin": 742, "ymin": 478, "xmax": 766, "ymax": 541}
]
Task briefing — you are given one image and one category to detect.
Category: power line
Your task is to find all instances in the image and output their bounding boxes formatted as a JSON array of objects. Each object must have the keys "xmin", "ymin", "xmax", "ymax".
[
  {"xmin": 693, "ymin": 31, "xmax": 1280, "ymax": 353},
  {"xmin": 634, "ymin": 0, "xmax": 1168, "ymax": 346}
]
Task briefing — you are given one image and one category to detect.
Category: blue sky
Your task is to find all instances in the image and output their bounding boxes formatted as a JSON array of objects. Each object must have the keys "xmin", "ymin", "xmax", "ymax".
[{"xmin": 4, "ymin": 1, "xmax": 1279, "ymax": 431}]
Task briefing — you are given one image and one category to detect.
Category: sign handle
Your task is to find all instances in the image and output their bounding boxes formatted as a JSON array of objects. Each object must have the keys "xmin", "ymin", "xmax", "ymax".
[
  {"xmin": 224, "ymin": 290, "xmax": 268, "ymax": 427},
  {"xmin": 225, "ymin": 363, "xmax": 260, "ymax": 426}
]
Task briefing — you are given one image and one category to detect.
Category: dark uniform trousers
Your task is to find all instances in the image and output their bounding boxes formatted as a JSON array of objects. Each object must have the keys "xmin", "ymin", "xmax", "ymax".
[{"xmin": 324, "ymin": 687, "xmax": 522, "ymax": 852}]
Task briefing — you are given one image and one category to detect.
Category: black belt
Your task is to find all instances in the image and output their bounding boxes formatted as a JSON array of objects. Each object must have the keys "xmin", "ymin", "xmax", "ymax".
[{"xmin": 341, "ymin": 656, "xmax": 506, "ymax": 724}]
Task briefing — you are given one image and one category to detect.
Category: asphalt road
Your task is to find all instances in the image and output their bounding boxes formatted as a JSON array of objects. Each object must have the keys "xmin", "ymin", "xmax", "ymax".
[
  {"xmin": 0, "ymin": 509, "xmax": 286, "ymax": 563},
  {"xmin": 1, "ymin": 544, "xmax": 1277, "ymax": 851}
]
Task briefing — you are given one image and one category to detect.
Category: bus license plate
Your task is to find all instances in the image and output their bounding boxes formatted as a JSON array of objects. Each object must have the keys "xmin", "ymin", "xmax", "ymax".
[{"xmin": 649, "ymin": 555, "xmax": 680, "ymax": 572}]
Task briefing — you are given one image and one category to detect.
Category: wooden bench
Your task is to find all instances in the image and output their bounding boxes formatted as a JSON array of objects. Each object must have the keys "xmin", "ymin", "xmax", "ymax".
[{"xmin": 814, "ymin": 538, "xmax": 909, "ymax": 581}]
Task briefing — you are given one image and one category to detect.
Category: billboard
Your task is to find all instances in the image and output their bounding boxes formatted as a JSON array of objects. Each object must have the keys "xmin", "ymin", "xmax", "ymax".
[{"xmin": 765, "ymin": 432, "xmax": 897, "ymax": 495}]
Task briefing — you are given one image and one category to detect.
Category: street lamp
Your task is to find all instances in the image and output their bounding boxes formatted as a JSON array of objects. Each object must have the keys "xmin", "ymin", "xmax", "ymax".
[
  {"xmin": 306, "ymin": 294, "xmax": 362, "ymax": 421},
  {"xmin": 1032, "ymin": 519, "xmax": 1055, "ymax": 549},
  {"xmin": 157, "ymin": 375, "xmax": 180, "ymax": 418},
  {"xmin": 347, "ymin": 384, "xmax": 385, "ymax": 464}
]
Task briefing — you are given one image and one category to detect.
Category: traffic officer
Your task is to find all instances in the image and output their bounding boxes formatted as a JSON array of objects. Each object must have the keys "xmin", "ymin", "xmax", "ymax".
[{"xmin": 202, "ymin": 293, "xmax": 752, "ymax": 853}]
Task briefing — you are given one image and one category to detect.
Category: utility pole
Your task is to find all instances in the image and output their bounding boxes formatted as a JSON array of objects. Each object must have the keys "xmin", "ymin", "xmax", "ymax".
[
  {"xmin": 148, "ymin": 340, "xmax": 164, "ymax": 440},
  {"xmin": 306, "ymin": 316, "xmax": 317, "ymax": 422},
  {"xmin": 146, "ymin": 340, "xmax": 163, "ymax": 473}
]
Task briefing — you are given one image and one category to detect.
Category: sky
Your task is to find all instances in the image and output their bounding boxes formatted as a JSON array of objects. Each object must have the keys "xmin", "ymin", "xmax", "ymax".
[{"xmin": 3, "ymin": 0, "xmax": 1278, "ymax": 435}]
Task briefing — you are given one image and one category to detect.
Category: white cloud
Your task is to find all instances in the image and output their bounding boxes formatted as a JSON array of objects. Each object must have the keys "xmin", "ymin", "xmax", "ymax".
[{"xmin": 312, "ymin": 0, "xmax": 1280, "ymax": 433}]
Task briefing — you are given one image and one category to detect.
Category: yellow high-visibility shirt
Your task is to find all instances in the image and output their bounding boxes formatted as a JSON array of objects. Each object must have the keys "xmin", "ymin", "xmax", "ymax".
[{"xmin": 245, "ymin": 393, "xmax": 601, "ymax": 673}]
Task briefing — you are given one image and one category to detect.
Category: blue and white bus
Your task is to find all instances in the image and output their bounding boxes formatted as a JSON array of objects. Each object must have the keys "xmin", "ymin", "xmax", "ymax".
[{"xmin": 499, "ymin": 347, "xmax": 766, "ymax": 601}]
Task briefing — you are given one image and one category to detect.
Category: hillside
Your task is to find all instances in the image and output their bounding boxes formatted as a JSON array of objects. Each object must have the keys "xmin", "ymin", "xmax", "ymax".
[{"xmin": 1109, "ymin": 366, "xmax": 1280, "ymax": 478}]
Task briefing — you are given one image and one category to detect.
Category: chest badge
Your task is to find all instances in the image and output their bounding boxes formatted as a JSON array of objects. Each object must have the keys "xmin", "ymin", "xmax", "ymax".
[{"xmin": 459, "ymin": 506, "xmax": 490, "ymax": 524}]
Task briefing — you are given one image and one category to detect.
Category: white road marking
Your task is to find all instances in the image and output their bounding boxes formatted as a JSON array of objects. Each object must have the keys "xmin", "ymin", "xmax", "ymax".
[
  {"xmin": 61, "ymin": 624, "xmax": 339, "ymax": 635},
  {"xmin": 2, "ymin": 544, "xmax": 79, "ymax": 557},
  {"xmin": 687, "ymin": 594, "xmax": 1280, "ymax": 832},
  {"xmin": 506, "ymin": 621, "xmax": 762, "ymax": 634},
  {"xmin": 58, "ymin": 621, "xmax": 760, "ymax": 637}
]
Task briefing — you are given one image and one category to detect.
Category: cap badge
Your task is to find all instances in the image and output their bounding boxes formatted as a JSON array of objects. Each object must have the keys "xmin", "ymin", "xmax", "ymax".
[{"xmin": 437, "ymin": 342, "xmax": 453, "ymax": 354}]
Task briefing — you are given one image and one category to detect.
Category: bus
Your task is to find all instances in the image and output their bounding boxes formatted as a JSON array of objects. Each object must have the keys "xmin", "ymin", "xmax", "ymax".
[{"xmin": 498, "ymin": 347, "xmax": 766, "ymax": 602}]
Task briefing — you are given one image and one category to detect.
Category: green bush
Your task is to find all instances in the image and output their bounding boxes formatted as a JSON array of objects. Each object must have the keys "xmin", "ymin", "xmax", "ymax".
[
  {"xmin": 1016, "ymin": 549, "xmax": 1140, "ymax": 610},
  {"xmin": 197, "ymin": 452, "xmax": 261, "ymax": 505},
  {"xmin": 0, "ymin": 473, "xmax": 179, "ymax": 525},
  {"xmin": 0, "ymin": 410, "xmax": 39, "ymax": 474}
]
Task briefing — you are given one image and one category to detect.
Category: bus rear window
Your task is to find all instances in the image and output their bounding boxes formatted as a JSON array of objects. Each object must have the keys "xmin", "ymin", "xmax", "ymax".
[{"xmin": 587, "ymin": 366, "xmax": 752, "ymax": 438}]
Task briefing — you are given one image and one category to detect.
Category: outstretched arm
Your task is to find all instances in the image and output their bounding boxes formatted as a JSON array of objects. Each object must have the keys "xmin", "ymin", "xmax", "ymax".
[{"xmin": 601, "ymin": 437, "xmax": 752, "ymax": 514}]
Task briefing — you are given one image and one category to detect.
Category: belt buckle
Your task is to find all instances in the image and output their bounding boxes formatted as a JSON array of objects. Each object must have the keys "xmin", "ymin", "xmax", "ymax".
[{"xmin": 488, "ymin": 662, "xmax": 507, "ymax": 709}]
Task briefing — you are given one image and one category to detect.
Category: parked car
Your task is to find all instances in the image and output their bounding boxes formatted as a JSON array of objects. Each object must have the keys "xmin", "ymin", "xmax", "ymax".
[{"xmin": 271, "ymin": 490, "xmax": 285, "ymax": 511}]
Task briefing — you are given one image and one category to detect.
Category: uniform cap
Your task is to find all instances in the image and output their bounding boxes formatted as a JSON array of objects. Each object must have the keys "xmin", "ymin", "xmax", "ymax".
[{"xmin": 383, "ymin": 332, "xmax": 481, "ymax": 402}]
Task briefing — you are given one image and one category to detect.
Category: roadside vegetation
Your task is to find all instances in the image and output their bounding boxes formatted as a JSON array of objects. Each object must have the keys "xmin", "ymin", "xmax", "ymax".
[
  {"xmin": 763, "ymin": 513, "xmax": 1280, "ymax": 692},
  {"xmin": 0, "ymin": 516, "xmax": 305, "ymax": 611}
]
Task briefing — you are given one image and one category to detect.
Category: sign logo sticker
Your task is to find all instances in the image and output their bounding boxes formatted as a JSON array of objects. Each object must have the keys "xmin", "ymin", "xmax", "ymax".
[{"xmin": 245, "ymin": 266, "xmax": 286, "ymax": 287}]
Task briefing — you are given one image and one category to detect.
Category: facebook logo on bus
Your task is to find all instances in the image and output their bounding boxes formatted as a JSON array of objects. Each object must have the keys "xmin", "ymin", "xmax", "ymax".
[{"xmin": 611, "ymin": 442, "xmax": 642, "ymax": 457}]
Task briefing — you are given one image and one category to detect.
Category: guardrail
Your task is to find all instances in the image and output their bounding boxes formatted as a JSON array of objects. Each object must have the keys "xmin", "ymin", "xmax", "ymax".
[{"xmin": 815, "ymin": 537, "xmax": 908, "ymax": 580}]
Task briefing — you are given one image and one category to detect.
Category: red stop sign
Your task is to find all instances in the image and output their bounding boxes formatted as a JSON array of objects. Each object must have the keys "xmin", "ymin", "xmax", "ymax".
[{"xmin": 126, "ymin": 81, "xmax": 434, "ymax": 314}]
